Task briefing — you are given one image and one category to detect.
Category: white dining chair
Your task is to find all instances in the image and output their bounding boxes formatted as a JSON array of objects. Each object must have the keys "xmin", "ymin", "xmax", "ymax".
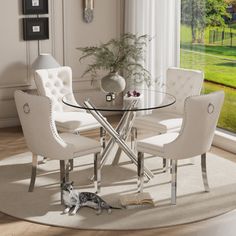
[
  {"xmin": 14, "ymin": 90, "xmax": 102, "ymax": 201},
  {"xmin": 34, "ymin": 66, "xmax": 106, "ymax": 147},
  {"xmin": 133, "ymin": 67, "xmax": 204, "ymax": 134},
  {"xmin": 131, "ymin": 67, "xmax": 204, "ymax": 168},
  {"xmin": 137, "ymin": 91, "xmax": 225, "ymax": 204}
]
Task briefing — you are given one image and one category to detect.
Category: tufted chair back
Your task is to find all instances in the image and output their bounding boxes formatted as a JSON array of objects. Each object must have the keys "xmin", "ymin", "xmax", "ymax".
[
  {"xmin": 35, "ymin": 66, "xmax": 80, "ymax": 112},
  {"xmin": 163, "ymin": 67, "xmax": 204, "ymax": 115},
  {"xmin": 164, "ymin": 91, "xmax": 225, "ymax": 159},
  {"xmin": 14, "ymin": 90, "xmax": 74, "ymax": 160}
]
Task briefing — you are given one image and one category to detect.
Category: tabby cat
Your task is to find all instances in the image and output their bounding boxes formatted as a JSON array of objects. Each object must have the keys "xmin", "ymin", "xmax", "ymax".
[{"xmin": 61, "ymin": 182, "xmax": 120, "ymax": 215}]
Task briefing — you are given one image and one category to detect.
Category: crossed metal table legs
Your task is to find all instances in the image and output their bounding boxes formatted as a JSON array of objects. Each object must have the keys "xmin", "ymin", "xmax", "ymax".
[{"xmin": 84, "ymin": 100, "xmax": 154, "ymax": 181}]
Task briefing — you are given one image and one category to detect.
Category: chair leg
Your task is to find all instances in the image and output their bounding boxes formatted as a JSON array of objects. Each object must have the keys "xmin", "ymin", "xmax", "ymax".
[
  {"xmin": 60, "ymin": 160, "xmax": 70, "ymax": 183},
  {"xmin": 170, "ymin": 159, "xmax": 173, "ymax": 174},
  {"xmin": 65, "ymin": 160, "xmax": 70, "ymax": 183},
  {"xmin": 131, "ymin": 127, "xmax": 137, "ymax": 153},
  {"xmin": 94, "ymin": 152, "xmax": 101, "ymax": 193},
  {"xmin": 171, "ymin": 159, "xmax": 177, "ymax": 205},
  {"xmin": 60, "ymin": 160, "xmax": 65, "ymax": 204},
  {"xmin": 138, "ymin": 152, "xmax": 144, "ymax": 193},
  {"xmin": 28, "ymin": 153, "xmax": 38, "ymax": 192},
  {"xmin": 100, "ymin": 127, "xmax": 106, "ymax": 151},
  {"xmin": 60, "ymin": 160, "xmax": 70, "ymax": 204},
  {"xmin": 201, "ymin": 153, "xmax": 210, "ymax": 192},
  {"xmin": 60, "ymin": 160, "xmax": 65, "ymax": 184}
]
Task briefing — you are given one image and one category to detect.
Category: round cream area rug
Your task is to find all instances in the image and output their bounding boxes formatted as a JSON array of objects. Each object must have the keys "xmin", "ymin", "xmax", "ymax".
[{"xmin": 1, "ymin": 151, "xmax": 236, "ymax": 230}]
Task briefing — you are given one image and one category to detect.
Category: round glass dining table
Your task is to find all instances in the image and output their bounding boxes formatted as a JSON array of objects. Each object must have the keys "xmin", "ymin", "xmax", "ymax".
[
  {"xmin": 63, "ymin": 89, "xmax": 175, "ymax": 112},
  {"xmin": 62, "ymin": 89, "xmax": 176, "ymax": 180}
]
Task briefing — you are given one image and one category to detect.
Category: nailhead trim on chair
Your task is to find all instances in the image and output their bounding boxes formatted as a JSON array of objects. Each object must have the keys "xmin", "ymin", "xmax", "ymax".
[{"xmin": 47, "ymin": 97, "xmax": 66, "ymax": 144}]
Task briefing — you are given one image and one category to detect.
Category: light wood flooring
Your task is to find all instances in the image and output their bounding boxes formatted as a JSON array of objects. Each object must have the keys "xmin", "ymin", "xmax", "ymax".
[{"xmin": 1, "ymin": 117, "xmax": 236, "ymax": 236}]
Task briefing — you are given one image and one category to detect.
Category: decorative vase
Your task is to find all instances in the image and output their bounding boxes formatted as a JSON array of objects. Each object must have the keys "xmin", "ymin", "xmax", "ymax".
[{"xmin": 100, "ymin": 72, "xmax": 126, "ymax": 94}]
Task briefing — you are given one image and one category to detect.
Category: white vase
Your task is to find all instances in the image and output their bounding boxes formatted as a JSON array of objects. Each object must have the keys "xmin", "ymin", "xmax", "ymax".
[{"xmin": 100, "ymin": 72, "xmax": 126, "ymax": 93}]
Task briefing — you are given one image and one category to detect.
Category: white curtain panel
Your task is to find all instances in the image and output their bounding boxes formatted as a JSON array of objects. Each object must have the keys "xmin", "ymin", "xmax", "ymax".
[{"xmin": 124, "ymin": 0, "xmax": 180, "ymax": 96}]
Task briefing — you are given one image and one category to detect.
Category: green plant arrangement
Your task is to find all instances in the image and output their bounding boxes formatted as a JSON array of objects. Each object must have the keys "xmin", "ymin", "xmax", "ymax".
[{"xmin": 77, "ymin": 33, "xmax": 152, "ymax": 88}]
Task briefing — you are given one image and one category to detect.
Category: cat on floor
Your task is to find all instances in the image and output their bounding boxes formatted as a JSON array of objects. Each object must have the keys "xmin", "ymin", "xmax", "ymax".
[{"xmin": 61, "ymin": 182, "xmax": 120, "ymax": 215}]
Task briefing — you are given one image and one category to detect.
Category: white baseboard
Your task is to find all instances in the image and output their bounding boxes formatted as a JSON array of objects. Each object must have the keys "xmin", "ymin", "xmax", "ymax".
[{"xmin": 213, "ymin": 129, "xmax": 236, "ymax": 154}]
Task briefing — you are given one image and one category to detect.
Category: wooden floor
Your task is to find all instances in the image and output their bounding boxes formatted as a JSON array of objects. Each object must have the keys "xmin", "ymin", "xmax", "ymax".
[{"xmin": 1, "ymin": 119, "xmax": 236, "ymax": 236}]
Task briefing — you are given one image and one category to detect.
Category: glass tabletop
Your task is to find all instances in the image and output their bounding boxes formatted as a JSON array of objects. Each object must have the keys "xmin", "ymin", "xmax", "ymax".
[{"xmin": 62, "ymin": 89, "xmax": 176, "ymax": 112}]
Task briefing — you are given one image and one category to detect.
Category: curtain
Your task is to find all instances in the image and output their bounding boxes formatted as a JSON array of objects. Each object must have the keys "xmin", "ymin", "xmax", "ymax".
[{"xmin": 124, "ymin": 0, "xmax": 180, "ymax": 94}]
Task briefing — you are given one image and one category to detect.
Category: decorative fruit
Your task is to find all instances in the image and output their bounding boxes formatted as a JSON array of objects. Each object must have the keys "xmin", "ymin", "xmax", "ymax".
[
  {"xmin": 127, "ymin": 91, "xmax": 132, "ymax": 97},
  {"xmin": 126, "ymin": 90, "xmax": 141, "ymax": 97}
]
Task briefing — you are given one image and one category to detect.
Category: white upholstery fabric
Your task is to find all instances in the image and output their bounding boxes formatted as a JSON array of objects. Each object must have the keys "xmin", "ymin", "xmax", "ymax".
[
  {"xmin": 35, "ymin": 66, "xmax": 101, "ymax": 133},
  {"xmin": 59, "ymin": 133, "xmax": 101, "ymax": 157},
  {"xmin": 14, "ymin": 91, "xmax": 101, "ymax": 160},
  {"xmin": 137, "ymin": 132, "xmax": 179, "ymax": 156},
  {"xmin": 134, "ymin": 67, "xmax": 204, "ymax": 133},
  {"xmin": 137, "ymin": 91, "xmax": 225, "ymax": 160},
  {"xmin": 133, "ymin": 112, "xmax": 182, "ymax": 133},
  {"xmin": 54, "ymin": 112, "xmax": 102, "ymax": 132}
]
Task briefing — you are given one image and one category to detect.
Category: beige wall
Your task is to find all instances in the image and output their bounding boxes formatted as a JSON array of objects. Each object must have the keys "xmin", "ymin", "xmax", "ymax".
[{"xmin": 0, "ymin": 0, "xmax": 124, "ymax": 127}]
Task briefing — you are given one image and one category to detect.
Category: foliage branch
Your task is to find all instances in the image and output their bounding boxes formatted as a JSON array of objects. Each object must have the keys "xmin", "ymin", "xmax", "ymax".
[{"xmin": 77, "ymin": 33, "xmax": 151, "ymax": 86}]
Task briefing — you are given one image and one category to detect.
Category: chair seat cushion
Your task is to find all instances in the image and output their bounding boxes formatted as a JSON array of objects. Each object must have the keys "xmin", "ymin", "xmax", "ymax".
[
  {"xmin": 137, "ymin": 132, "xmax": 179, "ymax": 156},
  {"xmin": 54, "ymin": 112, "xmax": 101, "ymax": 132},
  {"xmin": 59, "ymin": 133, "xmax": 101, "ymax": 157},
  {"xmin": 134, "ymin": 112, "xmax": 183, "ymax": 133}
]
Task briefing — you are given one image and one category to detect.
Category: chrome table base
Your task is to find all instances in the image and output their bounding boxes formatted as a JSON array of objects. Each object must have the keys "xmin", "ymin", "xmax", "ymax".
[{"xmin": 84, "ymin": 100, "xmax": 154, "ymax": 180}]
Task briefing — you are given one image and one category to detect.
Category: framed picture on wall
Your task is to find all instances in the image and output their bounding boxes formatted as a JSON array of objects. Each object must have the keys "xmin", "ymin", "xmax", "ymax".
[
  {"xmin": 22, "ymin": 0, "xmax": 48, "ymax": 15},
  {"xmin": 23, "ymin": 18, "xmax": 49, "ymax": 40}
]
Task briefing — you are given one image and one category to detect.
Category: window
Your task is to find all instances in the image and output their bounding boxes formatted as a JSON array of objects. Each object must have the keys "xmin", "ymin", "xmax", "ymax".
[{"xmin": 181, "ymin": 0, "xmax": 236, "ymax": 133}]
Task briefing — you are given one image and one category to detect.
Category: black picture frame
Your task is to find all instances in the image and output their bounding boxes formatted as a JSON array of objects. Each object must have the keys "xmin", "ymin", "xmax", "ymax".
[
  {"xmin": 22, "ymin": 0, "xmax": 48, "ymax": 15},
  {"xmin": 23, "ymin": 18, "xmax": 49, "ymax": 41}
]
